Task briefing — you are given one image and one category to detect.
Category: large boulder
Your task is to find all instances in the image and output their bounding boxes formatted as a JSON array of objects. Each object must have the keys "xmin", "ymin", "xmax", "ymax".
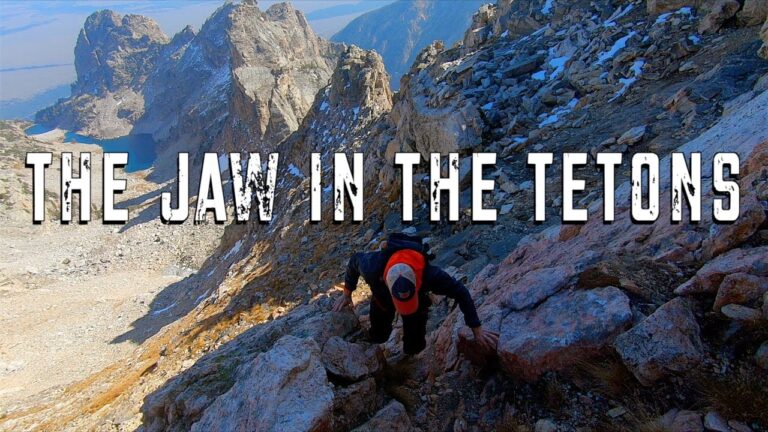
[
  {"xmin": 698, "ymin": 195, "xmax": 766, "ymax": 260},
  {"xmin": 321, "ymin": 336, "xmax": 383, "ymax": 381},
  {"xmin": 332, "ymin": 378, "xmax": 384, "ymax": 430},
  {"xmin": 675, "ymin": 247, "xmax": 768, "ymax": 296},
  {"xmin": 760, "ymin": 17, "xmax": 768, "ymax": 59},
  {"xmin": 698, "ymin": 0, "xmax": 741, "ymax": 34},
  {"xmin": 497, "ymin": 287, "xmax": 633, "ymax": 379},
  {"xmin": 351, "ymin": 400, "xmax": 413, "ymax": 432},
  {"xmin": 756, "ymin": 341, "xmax": 768, "ymax": 370},
  {"xmin": 500, "ymin": 266, "xmax": 574, "ymax": 311},
  {"xmin": 615, "ymin": 298, "xmax": 704, "ymax": 385},
  {"xmin": 142, "ymin": 307, "xmax": 359, "ymax": 431},
  {"xmin": 737, "ymin": 0, "xmax": 768, "ymax": 26},
  {"xmin": 712, "ymin": 273, "xmax": 768, "ymax": 312},
  {"xmin": 191, "ymin": 336, "xmax": 334, "ymax": 432}
]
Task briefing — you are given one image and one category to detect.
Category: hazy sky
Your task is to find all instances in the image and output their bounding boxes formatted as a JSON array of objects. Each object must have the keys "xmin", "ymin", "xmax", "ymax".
[{"xmin": 0, "ymin": 0, "xmax": 394, "ymax": 101}]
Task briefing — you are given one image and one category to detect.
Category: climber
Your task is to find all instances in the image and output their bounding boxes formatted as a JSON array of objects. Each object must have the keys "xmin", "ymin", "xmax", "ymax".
[{"xmin": 332, "ymin": 233, "xmax": 498, "ymax": 356}]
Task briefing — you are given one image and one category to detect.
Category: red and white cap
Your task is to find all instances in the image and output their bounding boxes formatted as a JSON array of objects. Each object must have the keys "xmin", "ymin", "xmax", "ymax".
[{"xmin": 384, "ymin": 250, "xmax": 425, "ymax": 315}]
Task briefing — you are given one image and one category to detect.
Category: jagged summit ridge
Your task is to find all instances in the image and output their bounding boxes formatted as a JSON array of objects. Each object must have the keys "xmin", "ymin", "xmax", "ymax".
[{"xmin": 36, "ymin": 2, "xmax": 341, "ymax": 179}]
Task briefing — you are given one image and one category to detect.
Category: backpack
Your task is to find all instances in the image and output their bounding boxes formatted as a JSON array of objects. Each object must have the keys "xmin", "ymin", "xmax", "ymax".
[{"xmin": 385, "ymin": 233, "xmax": 430, "ymax": 258}]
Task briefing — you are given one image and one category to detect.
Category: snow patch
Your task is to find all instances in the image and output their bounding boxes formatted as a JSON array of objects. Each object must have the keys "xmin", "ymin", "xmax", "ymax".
[
  {"xmin": 541, "ymin": 0, "xmax": 554, "ymax": 15},
  {"xmin": 287, "ymin": 164, "xmax": 304, "ymax": 178},
  {"xmin": 218, "ymin": 154, "xmax": 229, "ymax": 173},
  {"xmin": 610, "ymin": 59, "xmax": 645, "ymax": 102},
  {"xmin": 538, "ymin": 98, "xmax": 579, "ymax": 128},
  {"xmin": 549, "ymin": 54, "xmax": 571, "ymax": 79},
  {"xmin": 152, "ymin": 302, "xmax": 177, "ymax": 316},
  {"xmin": 604, "ymin": 4, "xmax": 634, "ymax": 27},
  {"xmin": 655, "ymin": 7, "xmax": 693, "ymax": 25},
  {"xmin": 222, "ymin": 240, "xmax": 243, "ymax": 261},
  {"xmin": 597, "ymin": 32, "xmax": 637, "ymax": 65}
]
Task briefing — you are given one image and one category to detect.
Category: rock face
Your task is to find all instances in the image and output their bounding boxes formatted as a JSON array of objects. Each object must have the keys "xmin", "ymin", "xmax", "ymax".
[
  {"xmin": 191, "ymin": 336, "xmax": 334, "ymax": 432},
  {"xmin": 737, "ymin": 0, "xmax": 768, "ymax": 26},
  {"xmin": 498, "ymin": 287, "xmax": 633, "ymax": 379},
  {"xmin": 698, "ymin": 0, "xmax": 741, "ymax": 34},
  {"xmin": 218, "ymin": 2, "xmax": 339, "ymax": 155},
  {"xmin": 674, "ymin": 247, "xmax": 768, "ymax": 296},
  {"xmin": 351, "ymin": 400, "xmax": 413, "ymax": 432},
  {"xmin": 321, "ymin": 336, "xmax": 382, "ymax": 381},
  {"xmin": 331, "ymin": 0, "xmax": 485, "ymax": 88},
  {"xmin": 280, "ymin": 44, "xmax": 392, "ymax": 185},
  {"xmin": 760, "ymin": 17, "xmax": 768, "ymax": 59},
  {"xmin": 615, "ymin": 298, "xmax": 704, "ymax": 385}
]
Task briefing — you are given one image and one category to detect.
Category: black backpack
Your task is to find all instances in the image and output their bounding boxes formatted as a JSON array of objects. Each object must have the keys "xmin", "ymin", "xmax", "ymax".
[{"xmin": 384, "ymin": 233, "xmax": 433, "ymax": 261}]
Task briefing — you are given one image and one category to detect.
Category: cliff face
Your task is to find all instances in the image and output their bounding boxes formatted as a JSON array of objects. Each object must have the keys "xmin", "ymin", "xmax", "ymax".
[
  {"xmin": 331, "ymin": 0, "xmax": 486, "ymax": 88},
  {"xmin": 217, "ymin": 2, "xmax": 340, "ymax": 155},
  {"xmin": 7, "ymin": 0, "xmax": 768, "ymax": 431}
]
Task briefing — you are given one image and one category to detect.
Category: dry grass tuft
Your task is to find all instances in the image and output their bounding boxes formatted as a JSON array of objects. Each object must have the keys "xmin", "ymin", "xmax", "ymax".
[
  {"xmin": 496, "ymin": 406, "xmax": 531, "ymax": 432},
  {"xmin": 543, "ymin": 376, "xmax": 568, "ymax": 411},
  {"xmin": 691, "ymin": 366, "xmax": 768, "ymax": 423},
  {"xmin": 597, "ymin": 400, "xmax": 669, "ymax": 432},
  {"xmin": 575, "ymin": 354, "xmax": 638, "ymax": 400}
]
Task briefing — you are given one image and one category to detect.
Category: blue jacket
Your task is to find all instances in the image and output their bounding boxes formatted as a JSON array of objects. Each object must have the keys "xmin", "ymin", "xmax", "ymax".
[{"xmin": 344, "ymin": 250, "xmax": 482, "ymax": 328}]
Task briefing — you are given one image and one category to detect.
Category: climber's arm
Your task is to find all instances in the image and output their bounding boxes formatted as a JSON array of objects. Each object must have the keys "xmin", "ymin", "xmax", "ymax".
[
  {"xmin": 333, "ymin": 253, "xmax": 363, "ymax": 312},
  {"xmin": 425, "ymin": 266, "xmax": 481, "ymax": 328},
  {"xmin": 425, "ymin": 266, "xmax": 498, "ymax": 351},
  {"xmin": 344, "ymin": 252, "xmax": 364, "ymax": 294}
]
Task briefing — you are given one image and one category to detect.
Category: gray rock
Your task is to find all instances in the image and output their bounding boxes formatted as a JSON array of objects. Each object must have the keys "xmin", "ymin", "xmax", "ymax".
[
  {"xmin": 191, "ymin": 336, "xmax": 334, "ymax": 432},
  {"xmin": 534, "ymin": 419, "xmax": 558, "ymax": 432},
  {"xmin": 502, "ymin": 54, "xmax": 545, "ymax": 78},
  {"xmin": 615, "ymin": 298, "xmax": 704, "ymax": 385},
  {"xmin": 703, "ymin": 411, "xmax": 729, "ymax": 432},
  {"xmin": 721, "ymin": 304, "xmax": 763, "ymax": 322},
  {"xmin": 351, "ymin": 400, "xmax": 413, "ymax": 432},
  {"xmin": 617, "ymin": 125, "xmax": 647, "ymax": 145},
  {"xmin": 501, "ymin": 266, "xmax": 573, "ymax": 311},
  {"xmin": 498, "ymin": 287, "xmax": 632, "ymax": 379},
  {"xmin": 332, "ymin": 378, "xmax": 384, "ymax": 430},
  {"xmin": 321, "ymin": 336, "xmax": 383, "ymax": 381}
]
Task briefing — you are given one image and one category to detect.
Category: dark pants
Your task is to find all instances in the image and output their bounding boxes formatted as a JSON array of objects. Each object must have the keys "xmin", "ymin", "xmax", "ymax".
[{"xmin": 369, "ymin": 295, "xmax": 430, "ymax": 355}]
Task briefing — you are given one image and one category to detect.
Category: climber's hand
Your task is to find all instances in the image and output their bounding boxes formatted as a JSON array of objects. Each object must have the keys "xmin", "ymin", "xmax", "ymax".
[
  {"xmin": 471, "ymin": 326, "xmax": 499, "ymax": 352},
  {"xmin": 332, "ymin": 285, "xmax": 353, "ymax": 312}
]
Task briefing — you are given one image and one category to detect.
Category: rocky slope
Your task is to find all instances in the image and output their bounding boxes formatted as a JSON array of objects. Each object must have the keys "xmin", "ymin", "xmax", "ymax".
[
  {"xmin": 331, "ymin": 0, "xmax": 486, "ymax": 89},
  {"xmin": 0, "ymin": 122, "xmax": 225, "ymax": 413},
  {"xmin": 3, "ymin": 0, "xmax": 768, "ymax": 431}
]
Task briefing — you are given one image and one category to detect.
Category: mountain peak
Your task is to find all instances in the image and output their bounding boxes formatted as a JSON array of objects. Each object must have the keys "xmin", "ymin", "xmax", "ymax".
[{"xmin": 74, "ymin": 9, "xmax": 168, "ymax": 95}]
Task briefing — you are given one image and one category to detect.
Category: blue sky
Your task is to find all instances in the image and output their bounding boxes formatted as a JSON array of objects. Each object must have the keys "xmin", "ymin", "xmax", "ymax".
[{"xmin": 0, "ymin": 0, "xmax": 394, "ymax": 102}]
